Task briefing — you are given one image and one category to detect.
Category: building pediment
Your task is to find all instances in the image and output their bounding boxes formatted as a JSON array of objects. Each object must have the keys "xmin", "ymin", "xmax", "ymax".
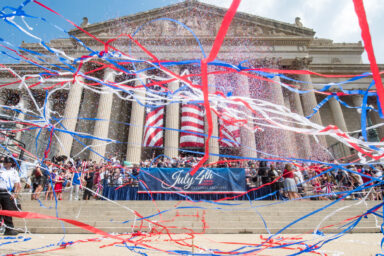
[{"xmin": 69, "ymin": 0, "xmax": 315, "ymax": 39}]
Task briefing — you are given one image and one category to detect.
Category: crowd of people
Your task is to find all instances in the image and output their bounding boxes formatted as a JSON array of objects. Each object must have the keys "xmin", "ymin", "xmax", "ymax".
[
  {"xmin": 245, "ymin": 161, "xmax": 384, "ymax": 201},
  {"xmin": 2, "ymin": 154, "xmax": 384, "ymax": 203},
  {"xmin": 24, "ymin": 155, "xmax": 207, "ymax": 200}
]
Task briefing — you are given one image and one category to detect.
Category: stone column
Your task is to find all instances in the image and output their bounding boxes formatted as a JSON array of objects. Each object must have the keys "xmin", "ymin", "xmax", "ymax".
[
  {"xmin": 106, "ymin": 92, "xmax": 123, "ymax": 156},
  {"xmin": 206, "ymin": 69, "xmax": 219, "ymax": 164},
  {"xmin": 353, "ymin": 95, "xmax": 384, "ymax": 141},
  {"xmin": 352, "ymin": 95, "xmax": 364, "ymax": 134},
  {"xmin": 329, "ymin": 96, "xmax": 348, "ymax": 132},
  {"xmin": 293, "ymin": 58, "xmax": 327, "ymax": 148},
  {"xmin": 369, "ymin": 110, "xmax": 384, "ymax": 141},
  {"xmin": 298, "ymin": 74, "xmax": 324, "ymax": 127},
  {"xmin": 15, "ymin": 90, "xmax": 30, "ymax": 141},
  {"xmin": 0, "ymin": 90, "xmax": 8, "ymax": 113},
  {"xmin": 328, "ymin": 95, "xmax": 350, "ymax": 156},
  {"xmin": 126, "ymin": 73, "xmax": 147, "ymax": 164},
  {"xmin": 238, "ymin": 74, "xmax": 257, "ymax": 159},
  {"xmin": 42, "ymin": 97, "xmax": 54, "ymax": 157},
  {"xmin": 89, "ymin": 69, "xmax": 115, "ymax": 162},
  {"xmin": 271, "ymin": 75, "xmax": 296, "ymax": 158},
  {"xmin": 71, "ymin": 89, "xmax": 98, "ymax": 159},
  {"xmin": 56, "ymin": 70, "xmax": 85, "ymax": 157},
  {"xmin": 290, "ymin": 88, "xmax": 312, "ymax": 159},
  {"xmin": 282, "ymin": 89, "xmax": 299, "ymax": 158},
  {"xmin": 164, "ymin": 67, "xmax": 180, "ymax": 159}
]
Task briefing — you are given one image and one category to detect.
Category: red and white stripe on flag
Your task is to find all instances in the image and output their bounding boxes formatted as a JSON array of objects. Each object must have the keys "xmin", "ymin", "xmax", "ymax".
[
  {"xmin": 180, "ymin": 103, "xmax": 205, "ymax": 148},
  {"xmin": 81, "ymin": 161, "xmax": 87, "ymax": 169},
  {"xmin": 218, "ymin": 117, "xmax": 241, "ymax": 147},
  {"xmin": 143, "ymin": 106, "xmax": 164, "ymax": 147}
]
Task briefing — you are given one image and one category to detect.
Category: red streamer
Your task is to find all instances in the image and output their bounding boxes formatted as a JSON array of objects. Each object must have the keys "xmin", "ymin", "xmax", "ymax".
[
  {"xmin": 0, "ymin": 210, "xmax": 125, "ymax": 241},
  {"xmin": 190, "ymin": 0, "xmax": 241, "ymax": 176},
  {"xmin": 353, "ymin": 0, "xmax": 384, "ymax": 114}
]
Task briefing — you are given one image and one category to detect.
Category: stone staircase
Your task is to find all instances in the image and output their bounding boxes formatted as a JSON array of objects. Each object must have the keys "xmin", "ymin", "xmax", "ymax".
[{"xmin": 13, "ymin": 200, "xmax": 381, "ymax": 234}]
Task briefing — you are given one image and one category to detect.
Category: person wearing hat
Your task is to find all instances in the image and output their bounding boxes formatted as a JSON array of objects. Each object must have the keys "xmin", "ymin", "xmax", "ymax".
[{"xmin": 0, "ymin": 157, "xmax": 21, "ymax": 236}]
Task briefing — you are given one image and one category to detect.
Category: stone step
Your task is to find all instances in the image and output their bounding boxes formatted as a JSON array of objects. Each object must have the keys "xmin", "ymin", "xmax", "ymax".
[
  {"xmin": 10, "ymin": 200, "xmax": 381, "ymax": 234},
  {"xmin": 19, "ymin": 203, "xmax": 373, "ymax": 211},
  {"xmin": 15, "ymin": 222, "xmax": 377, "ymax": 232},
  {"xmin": 20, "ymin": 207, "xmax": 365, "ymax": 213},
  {"xmin": 16, "ymin": 212, "xmax": 374, "ymax": 220},
  {"xmin": 14, "ymin": 211, "xmax": 372, "ymax": 222},
  {"xmin": 18, "ymin": 226, "xmax": 380, "ymax": 234},
  {"xmin": 14, "ymin": 218, "xmax": 377, "ymax": 234},
  {"xmin": 19, "ymin": 200, "xmax": 379, "ymax": 207},
  {"xmin": 14, "ymin": 214, "xmax": 378, "ymax": 225},
  {"xmin": 16, "ymin": 208, "xmax": 369, "ymax": 215}
]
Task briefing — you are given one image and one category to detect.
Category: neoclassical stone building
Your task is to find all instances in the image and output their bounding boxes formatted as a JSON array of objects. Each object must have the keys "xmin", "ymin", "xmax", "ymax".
[{"xmin": 0, "ymin": 0, "xmax": 382, "ymax": 163}]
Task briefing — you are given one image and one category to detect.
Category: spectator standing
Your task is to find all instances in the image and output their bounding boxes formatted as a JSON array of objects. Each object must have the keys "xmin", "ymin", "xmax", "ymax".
[
  {"xmin": 19, "ymin": 160, "xmax": 33, "ymax": 193},
  {"xmin": 83, "ymin": 167, "xmax": 94, "ymax": 200},
  {"xmin": 361, "ymin": 167, "xmax": 374, "ymax": 199},
  {"xmin": 0, "ymin": 157, "xmax": 21, "ymax": 236},
  {"xmin": 294, "ymin": 166, "xmax": 305, "ymax": 197},
  {"xmin": 336, "ymin": 169, "xmax": 350, "ymax": 192},
  {"xmin": 31, "ymin": 166, "xmax": 44, "ymax": 200},
  {"xmin": 258, "ymin": 161, "xmax": 270, "ymax": 185},
  {"xmin": 323, "ymin": 174, "xmax": 336, "ymax": 199},
  {"xmin": 45, "ymin": 167, "xmax": 57, "ymax": 201},
  {"xmin": 70, "ymin": 167, "xmax": 83, "ymax": 200},
  {"xmin": 374, "ymin": 166, "xmax": 383, "ymax": 200},
  {"xmin": 283, "ymin": 164, "xmax": 300, "ymax": 200},
  {"xmin": 269, "ymin": 164, "xmax": 281, "ymax": 199},
  {"xmin": 54, "ymin": 171, "xmax": 65, "ymax": 200},
  {"xmin": 349, "ymin": 168, "xmax": 363, "ymax": 199},
  {"xmin": 93, "ymin": 167, "xmax": 103, "ymax": 199},
  {"xmin": 311, "ymin": 176, "xmax": 329, "ymax": 200}
]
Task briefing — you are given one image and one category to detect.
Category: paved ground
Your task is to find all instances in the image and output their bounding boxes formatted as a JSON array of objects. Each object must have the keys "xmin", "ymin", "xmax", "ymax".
[{"xmin": 0, "ymin": 233, "xmax": 382, "ymax": 255}]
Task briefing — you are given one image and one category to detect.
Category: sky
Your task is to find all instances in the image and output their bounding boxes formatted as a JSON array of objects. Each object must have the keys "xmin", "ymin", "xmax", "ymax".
[{"xmin": 0, "ymin": 0, "xmax": 383, "ymax": 64}]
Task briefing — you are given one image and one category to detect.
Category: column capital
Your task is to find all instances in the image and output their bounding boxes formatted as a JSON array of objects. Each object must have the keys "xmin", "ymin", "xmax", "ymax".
[
  {"xmin": 0, "ymin": 89, "xmax": 8, "ymax": 104},
  {"xmin": 291, "ymin": 57, "xmax": 313, "ymax": 70},
  {"xmin": 352, "ymin": 94, "xmax": 363, "ymax": 113},
  {"xmin": 261, "ymin": 57, "xmax": 282, "ymax": 69},
  {"xmin": 329, "ymin": 88, "xmax": 341, "ymax": 93},
  {"xmin": 101, "ymin": 68, "xmax": 116, "ymax": 93}
]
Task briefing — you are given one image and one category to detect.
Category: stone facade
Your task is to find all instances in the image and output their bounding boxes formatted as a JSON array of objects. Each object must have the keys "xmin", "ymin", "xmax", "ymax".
[{"xmin": 0, "ymin": 0, "xmax": 383, "ymax": 162}]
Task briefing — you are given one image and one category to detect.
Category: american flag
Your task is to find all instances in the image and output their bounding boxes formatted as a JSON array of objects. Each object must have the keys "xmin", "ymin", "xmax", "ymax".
[
  {"xmin": 180, "ymin": 103, "xmax": 205, "ymax": 148},
  {"xmin": 218, "ymin": 117, "xmax": 241, "ymax": 147},
  {"xmin": 81, "ymin": 160, "xmax": 88, "ymax": 170},
  {"xmin": 143, "ymin": 87, "xmax": 165, "ymax": 147}
]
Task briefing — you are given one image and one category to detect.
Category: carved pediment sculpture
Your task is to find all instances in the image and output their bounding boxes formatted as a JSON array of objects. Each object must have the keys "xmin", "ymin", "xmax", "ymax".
[
  {"xmin": 178, "ymin": 15, "xmax": 213, "ymax": 36},
  {"xmin": 69, "ymin": 1, "xmax": 315, "ymax": 38},
  {"xmin": 292, "ymin": 57, "xmax": 313, "ymax": 69},
  {"xmin": 269, "ymin": 29, "xmax": 286, "ymax": 36},
  {"xmin": 235, "ymin": 22, "xmax": 264, "ymax": 36}
]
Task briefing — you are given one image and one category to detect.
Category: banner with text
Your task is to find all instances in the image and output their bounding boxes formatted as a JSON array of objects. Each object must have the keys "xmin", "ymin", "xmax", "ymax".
[{"xmin": 138, "ymin": 168, "xmax": 246, "ymax": 194}]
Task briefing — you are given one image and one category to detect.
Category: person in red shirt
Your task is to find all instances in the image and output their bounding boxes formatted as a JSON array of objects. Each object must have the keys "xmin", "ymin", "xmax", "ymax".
[
  {"xmin": 54, "ymin": 171, "xmax": 65, "ymax": 200},
  {"xmin": 283, "ymin": 164, "xmax": 300, "ymax": 200},
  {"xmin": 362, "ymin": 168, "xmax": 374, "ymax": 200}
]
